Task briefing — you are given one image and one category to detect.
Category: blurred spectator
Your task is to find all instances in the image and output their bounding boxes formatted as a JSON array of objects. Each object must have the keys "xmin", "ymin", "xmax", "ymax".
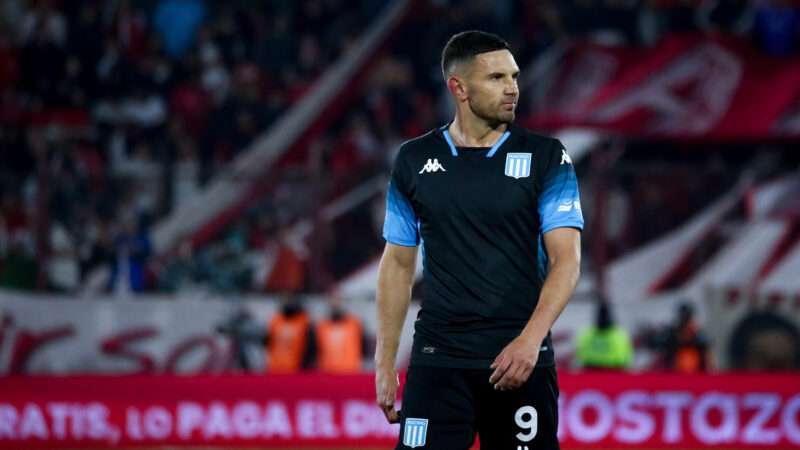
[
  {"xmin": 157, "ymin": 239, "xmax": 199, "ymax": 292},
  {"xmin": 18, "ymin": 15, "xmax": 66, "ymax": 105},
  {"xmin": 314, "ymin": 294, "xmax": 366, "ymax": 374},
  {"xmin": 261, "ymin": 225, "xmax": 308, "ymax": 293},
  {"xmin": 649, "ymin": 302, "xmax": 712, "ymax": 373},
  {"xmin": 255, "ymin": 13, "xmax": 294, "ymax": 72},
  {"xmin": 637, "ymin": 0, "xmax": 699, "ymax": 46},
  {"xmin": 728, "ymin": 311, "xmax": 800, "ymax": 371},
  {"xmin": 212, "ymin": 6, "xmax": 254, "ymax": 65},
  {"xmin": 109, "ymin": 216, "xmax": 152, "ymax": 295},
  {"xmin": 66, "ymin": 3, "xmax": 102, "ymax": 92},
  {"xmin": 697, "ymin": 0, "xmax": 755, "ymax": 35},
  {"xmin": 197, "ymin": 26, "xmax": 230, "ymax": 105},
  {"xmin": 112, "ymin": 0, "xmax": 148, "ymax": 63},
  {"xmin": 169, "ymin": 72, "xmax": 212, "ymax": 141},
  {"xmin": 216, "ymin": 307, "xmax": 265, "ymax": 372},
  {"xmin": 576, "ymin": 301, "xmax": 633, "ymax": 369},
  {"xmin": 753, "ymin": 0, "xmax": 800, "ymax": 56},
  {"xmin": 94, "ymin": 37, "xmax": 127, "ymax": 102},
  {"xmin": 137, "ymin": 33, "xmax": 177, "ymax": 96},
  {"xmin": 202, "ymin": 223, "xmax": 253, "ymax": 293},
  {"xmin": 121, "ymin": 84, "xmax": 167, "ymax": 130},
  {"xmin": 110, "ymin": 137, "xmax": 163, "ymax": 218},
  {"xmin": 528, "ymin": 0, "xmax": 568, "ymax": 44},
  {"xmin": 0, "ymin": 1, "xmax": 25, "ymax": 33},
  {"xmin": 0, "ymin": 33, "xmax": 19, "ymax": 92},
  {"xmin": 327, "ymin": 113, "xmax": 381, "ymax": 186},
  {"xmin": 153, "ymin": 0, "xmax": 206, "ymax": 57},
  {"xmin": 556, "ymin": 0, "xmax": 641, "ymax": 45},
  {"xmin": 208, "ymin": 63, "xmax": 275, "ymax": 165},
  {"xmin": 46, "ymin": 222, "xmax": 79, "ymax": 292},
  {"xmin": 0, "ymin": 236, "xmax": 36, "ymax": 291},
  {"xmin": 168, "ymin": 123, "xmax": 201, "ymax": 209},
  {"xmin": 78, "ymin": 214, "xmax": 114, "ymax": 282},
  {"xmin": 265, "ymin": 294, "xmax": 315, "ymax": 372},
  {"xmin": 0, "ymin": 189, "xmax": 35, "ymax": 290},
  {"xmin": 19, "ymin": 0, "xmax": 67, "ymax": 47}
]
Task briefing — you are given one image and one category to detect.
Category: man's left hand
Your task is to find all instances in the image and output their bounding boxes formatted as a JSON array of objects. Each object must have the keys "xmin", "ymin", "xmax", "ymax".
[{"xmin": 489, "ymin": 335, "xmax": 540, "ymax": 391}]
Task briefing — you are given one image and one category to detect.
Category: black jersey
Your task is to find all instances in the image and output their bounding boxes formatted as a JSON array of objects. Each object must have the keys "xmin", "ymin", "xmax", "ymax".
[{"xmin": 383, "ymin": 124, "xmax": 583, "ymax": 369}]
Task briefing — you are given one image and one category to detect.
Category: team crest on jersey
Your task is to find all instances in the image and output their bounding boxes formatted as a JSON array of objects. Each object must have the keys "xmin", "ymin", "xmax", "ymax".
[
  {"xmin": 504, "ymin": 153, "xmax": 532, "ymax": 179},
  {"xmin": 403, "ymin": 418, "xmax": 428, "ymax": 448}
]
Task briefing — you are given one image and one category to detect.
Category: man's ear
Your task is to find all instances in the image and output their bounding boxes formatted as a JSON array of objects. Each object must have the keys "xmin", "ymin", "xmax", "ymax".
[{"xmin": 447, "ymin": 76, "xmax": 468, "ymax": 102}]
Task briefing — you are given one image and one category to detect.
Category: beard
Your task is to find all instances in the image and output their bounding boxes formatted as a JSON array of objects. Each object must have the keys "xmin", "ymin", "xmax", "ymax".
[{"xmin": 468, "ymin": 96, "xmax": 515, "ymax": 126}]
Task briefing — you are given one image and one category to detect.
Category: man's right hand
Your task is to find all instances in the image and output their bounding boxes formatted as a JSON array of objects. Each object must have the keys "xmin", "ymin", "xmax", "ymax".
[{"xmin": 375, "ymin": 366, "xmax": 400, "ymax": 423}]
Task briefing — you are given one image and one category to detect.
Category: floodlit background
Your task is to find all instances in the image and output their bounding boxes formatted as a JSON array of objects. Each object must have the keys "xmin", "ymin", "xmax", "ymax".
[{"xmin": 0, "ymin": 0, "xmax": 799, "ymax": 449}]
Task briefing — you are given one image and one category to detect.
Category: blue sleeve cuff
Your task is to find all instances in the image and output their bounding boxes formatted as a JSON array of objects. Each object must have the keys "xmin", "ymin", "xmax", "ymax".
[
  {"xmin": 541, "ymin": 220, "xmax": 584, "ymax": 234},
  {"xmin": 383, "ymin": 235, "xmax": 419, "ymax": 247}
]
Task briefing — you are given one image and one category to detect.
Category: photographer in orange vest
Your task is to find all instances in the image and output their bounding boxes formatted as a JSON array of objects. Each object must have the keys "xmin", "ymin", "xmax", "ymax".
[
  {"xmin": 315, "ymin": 294, "xmax": 366, "ymax": 374},
  {"xmin": 266, "ymin": 294, "xmax": 316, "ymax": 372},
  {"xmin": 667, "ymin": 303, "xmax": 711, "ymax": 373},
  {"xmin": 645, "ymin": 302, "xmax": 712, "ymax": 373}
]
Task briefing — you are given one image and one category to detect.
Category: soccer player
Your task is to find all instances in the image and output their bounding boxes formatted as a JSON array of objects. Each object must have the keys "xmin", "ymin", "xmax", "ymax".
[{"xmin": 375, "ymin": 31, "xmax": 583, "ymax": 449}]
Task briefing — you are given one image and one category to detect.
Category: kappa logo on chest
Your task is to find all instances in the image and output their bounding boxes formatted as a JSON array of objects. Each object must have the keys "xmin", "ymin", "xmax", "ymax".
[{"xmin": 419, "ymin": 158, "xmax": 446, "ymax": 174}]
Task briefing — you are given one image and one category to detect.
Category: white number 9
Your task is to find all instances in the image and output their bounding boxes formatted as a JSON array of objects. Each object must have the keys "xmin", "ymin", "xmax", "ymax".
[{"xmin": 514, "ymin": 406, "xmax": 538, "ymax": 442}]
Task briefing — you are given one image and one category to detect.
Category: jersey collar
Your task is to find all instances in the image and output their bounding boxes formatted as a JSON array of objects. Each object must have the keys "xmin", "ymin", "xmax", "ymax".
[{"xmin": 440, "ymin": 124, "xmax": 511, "ymax": 158}]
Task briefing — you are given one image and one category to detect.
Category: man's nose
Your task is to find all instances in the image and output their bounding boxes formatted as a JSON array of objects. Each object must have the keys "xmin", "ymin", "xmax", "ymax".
[{"xmin": 504, "ymin": 82, "xmax": 518, "ymax": 96}]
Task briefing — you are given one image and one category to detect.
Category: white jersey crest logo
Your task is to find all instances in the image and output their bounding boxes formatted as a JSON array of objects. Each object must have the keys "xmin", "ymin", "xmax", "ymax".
[
  {"xmin": 505, "ymin": 153, "xmax": 532, "ymax": 179},
  {"xmin": 419, "ymin": 158, "xmax": 446, "ymax": 174},
  {"xmin": 403, "ymin": 418, "xmax": 428, "ymax": 447}
]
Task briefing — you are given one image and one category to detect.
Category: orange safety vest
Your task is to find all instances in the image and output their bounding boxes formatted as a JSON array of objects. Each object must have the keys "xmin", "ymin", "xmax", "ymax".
[
  {"xmin": 315, "ymin": 315, "xmax": 363, "ymax": 374},
  {"xmin": 267, "ymin": 312, "xmax": 310, "ymax": 373},
  {"xmin": 674, "ymin": 323, "xmax": 706, "ymax": 373}
]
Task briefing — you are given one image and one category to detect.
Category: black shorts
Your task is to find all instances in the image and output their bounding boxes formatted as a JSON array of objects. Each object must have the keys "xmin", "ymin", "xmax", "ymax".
[{"xmin": 396, "ymin": 365, "xmax": 559, "ymax": 450}]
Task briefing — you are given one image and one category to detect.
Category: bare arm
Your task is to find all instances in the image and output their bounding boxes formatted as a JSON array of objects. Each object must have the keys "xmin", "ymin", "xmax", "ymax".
[
  {"xmin": 490, "ymin": 227, "xmax": 581, "ymax": 390},
  {"xmin": 375, "ymin": 243, "xmax": 418, "ymax": 423},
  {"xmin": 521, "ymin": 227, "xmax": 581, "ymax": 345}
]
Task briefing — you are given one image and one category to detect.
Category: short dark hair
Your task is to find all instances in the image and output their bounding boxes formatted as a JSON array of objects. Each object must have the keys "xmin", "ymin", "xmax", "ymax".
[{"xmin": 441, "ymin": 31, "xmax": 510, "ymax": 79}]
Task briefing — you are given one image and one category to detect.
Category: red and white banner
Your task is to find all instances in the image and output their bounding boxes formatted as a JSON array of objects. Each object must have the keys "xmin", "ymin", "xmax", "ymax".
[
  {"xmin": 526, "ymin": 34, "xmax": 800, "ymax": 140},
  {"xmin": 1, "ymin": 373, "xmax": 798, "ymax": 448}
]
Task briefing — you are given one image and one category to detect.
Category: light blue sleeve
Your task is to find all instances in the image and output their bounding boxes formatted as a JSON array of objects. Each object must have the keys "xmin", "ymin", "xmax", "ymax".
[
  {"xmin": 538, "ymin": 155, "xmax": 584, "ymax": 233},
  {"xmin": 383, "ymin": 179, "xmax": 419, "ymax": 246}
]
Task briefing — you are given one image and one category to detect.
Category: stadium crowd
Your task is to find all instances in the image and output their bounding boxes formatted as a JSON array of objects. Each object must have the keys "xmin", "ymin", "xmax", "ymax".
[
  {"xmin": 0, "ymin": 0, "xmax": 383, "ymax": 293},
  {"xmin": 1, "ymin": 0, "xmax": 799, "ymax": 296}
]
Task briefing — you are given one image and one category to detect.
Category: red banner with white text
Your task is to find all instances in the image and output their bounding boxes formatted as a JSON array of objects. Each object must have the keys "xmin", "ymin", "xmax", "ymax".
[
  {"xmin": 525, "ymin": 34, "xmax": 800, "ymax": 140},
  {"xmin": 1, "ymin": 373, "xmax": 799, "ymax": 448}
]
